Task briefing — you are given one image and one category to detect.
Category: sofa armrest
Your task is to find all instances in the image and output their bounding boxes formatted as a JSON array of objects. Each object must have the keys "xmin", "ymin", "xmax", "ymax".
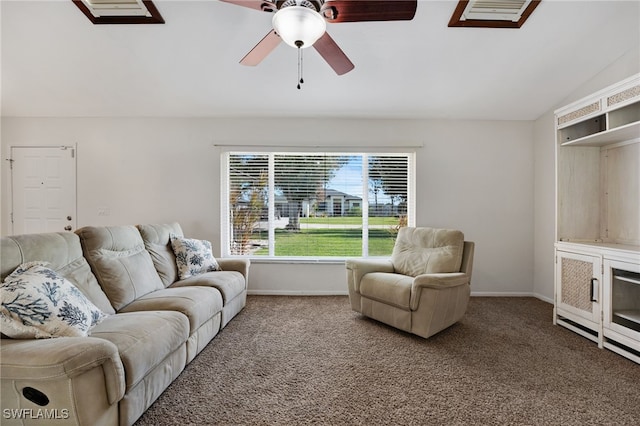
[
  {"xmin": 1, "ymin": 336, "xmax": 126, "ymax": 405},
  {"xmin": 345, "ymin": 259, "xmax": 394, "ymax": 293},
  {"xmin": 217, "ymin": 258, "xmax": 250, "ymax": 280},
  {"xmin": 410, "ymin": 273, "xmax": 470, "ymax": 310}
]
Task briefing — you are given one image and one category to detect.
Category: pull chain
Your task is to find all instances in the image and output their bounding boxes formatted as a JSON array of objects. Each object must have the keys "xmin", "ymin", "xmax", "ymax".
[{"xmin": 297, "ymin": 46, "xmax": 304, "ymax": 90}]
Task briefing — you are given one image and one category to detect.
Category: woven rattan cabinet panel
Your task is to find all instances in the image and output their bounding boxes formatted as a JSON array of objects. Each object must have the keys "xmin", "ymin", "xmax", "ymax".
[
  {"xmin": 556, "ymin": 250, "xmax": 601, "ymax": 326},
  {"xmin": 561, "ymin": 257, "xmax": 595, "ymax": 312}
]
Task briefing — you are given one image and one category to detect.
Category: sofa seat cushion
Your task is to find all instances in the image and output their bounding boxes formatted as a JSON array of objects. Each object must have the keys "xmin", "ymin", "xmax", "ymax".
[
  {"xmin": 359, "ymin": 272, "xmax": 413, "ymax": 311},
  {"xmin": 89, "ymin": 311, "xmax": 189, "ymax": 391},
  {"xmin": 170, "ymin": 271, "xmax": 246, "ymax": 304},
  {"xmin": 119, "ymin": 287, "xmax": 223, "ymax": 334}
]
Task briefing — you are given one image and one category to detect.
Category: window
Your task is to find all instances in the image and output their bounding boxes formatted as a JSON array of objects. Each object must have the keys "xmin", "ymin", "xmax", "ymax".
[{"xmin": 222, "ymin": 151, "xmax": 415, "ymax": 259}]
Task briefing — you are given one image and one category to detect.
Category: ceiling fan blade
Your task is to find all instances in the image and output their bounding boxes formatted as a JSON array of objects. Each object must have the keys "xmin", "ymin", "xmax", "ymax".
[
  {"xmin": 240, "ymin": 30, "xmax": 281, "ymax": 66},
  {"xmin": 321, "ymin": 0, "xmax": 417, "ymax": 23},
  {"xmin": 219, "ymin": 0, "xmax": 277, "ymax": 13},
  {"xmin": 313, "ymin": 32, "xmax": 355, "ymax": 75}
]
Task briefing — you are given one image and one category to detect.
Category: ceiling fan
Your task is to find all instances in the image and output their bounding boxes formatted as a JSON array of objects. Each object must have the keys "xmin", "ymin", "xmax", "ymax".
[{"xmin": 220, "ymin": 0, "xmax": 417, "ymax": 80}]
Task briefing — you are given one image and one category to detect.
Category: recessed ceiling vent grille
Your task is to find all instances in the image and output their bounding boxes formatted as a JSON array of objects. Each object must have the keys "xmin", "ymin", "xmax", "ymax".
[
  {"xmin": 463, "ymin": 0, "xmax": 529, "ymax": 22},
  {"xmin": 449, "ymin": 0, "xmax": 541, "ymax": 28},
  {"xmin": 81, "ymin": 0, "xmax": 151, "ymax": 18},
  {"xmin": 72, "ymin": 0, "xmax": 164, "ymax": 24}
]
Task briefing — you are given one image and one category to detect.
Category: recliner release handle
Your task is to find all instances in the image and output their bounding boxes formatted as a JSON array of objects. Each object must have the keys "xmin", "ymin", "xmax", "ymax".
[{"xmin": 22, "ymin": 387, "xmax": 50, "ymax": 406}]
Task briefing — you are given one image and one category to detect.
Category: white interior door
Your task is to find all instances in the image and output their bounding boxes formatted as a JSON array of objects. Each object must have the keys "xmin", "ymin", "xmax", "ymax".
[{"xmin": 11, "ymin": 146, "xmax": 77, "ymax": 234}]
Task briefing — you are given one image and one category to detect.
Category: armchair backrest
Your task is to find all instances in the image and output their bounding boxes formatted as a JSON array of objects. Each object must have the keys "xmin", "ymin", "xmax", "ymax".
[{"xmin": 391, "ymin": 227, "xmax": 465, "ymax": 277}]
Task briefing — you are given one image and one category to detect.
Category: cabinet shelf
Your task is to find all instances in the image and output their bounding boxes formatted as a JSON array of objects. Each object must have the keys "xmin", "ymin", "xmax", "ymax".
[
  {"xmin": 556, "ymin": 241, "xmax": 640, "ymax": 260},
  {"xmin": 560, "ymin": 121, "xmax": 640, "ymax": 147},
  {"xmin": 616, "ymin": 275, "xmax": 640, "ymax": 286},
  {"xmin": 614, "ymin": 310, "xmax": 640, "ymax": 324}
]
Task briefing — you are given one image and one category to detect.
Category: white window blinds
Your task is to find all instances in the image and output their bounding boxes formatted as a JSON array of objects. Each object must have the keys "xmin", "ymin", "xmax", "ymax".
[{"xmin": 222, "ymin": 151, "xmax": 415, "ymax": 258}]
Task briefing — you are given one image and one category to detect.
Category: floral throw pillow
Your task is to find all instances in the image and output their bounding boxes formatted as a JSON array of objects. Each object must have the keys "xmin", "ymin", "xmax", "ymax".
[
  {"xmin": 170, "ymin": 234, "xmax": 221, "ymax": 280},
  {"xmin": 0, "ymin": 262, "xmax": 107, "ymax": 339}
]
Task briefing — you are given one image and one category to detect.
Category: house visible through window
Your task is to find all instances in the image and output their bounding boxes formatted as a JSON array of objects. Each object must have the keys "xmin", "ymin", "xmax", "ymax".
[{"xmin": 222, "ymin": 151, "xmax": 415, "ymax": 258}]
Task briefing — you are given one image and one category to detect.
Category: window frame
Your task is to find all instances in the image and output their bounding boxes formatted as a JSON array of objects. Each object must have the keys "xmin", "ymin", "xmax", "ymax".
[{"xmin": 221, "ymin": 149, "xmax": 416, "ymax": 261}]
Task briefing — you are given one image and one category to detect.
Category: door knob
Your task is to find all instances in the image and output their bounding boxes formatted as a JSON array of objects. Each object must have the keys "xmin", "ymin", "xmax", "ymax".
[
  {"xmin": 67, "ymin": 216, "xmax": 72, "ymax": 221},
  {"xmin": 64, "ymin": 226, "xmax": 72, "ymax": 231}
]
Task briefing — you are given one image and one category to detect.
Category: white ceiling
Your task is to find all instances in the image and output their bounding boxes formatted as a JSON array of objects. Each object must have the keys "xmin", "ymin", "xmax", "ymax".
[{"xmin": 1, "ymin": 0, "xmax": 639, "ymax": 120}]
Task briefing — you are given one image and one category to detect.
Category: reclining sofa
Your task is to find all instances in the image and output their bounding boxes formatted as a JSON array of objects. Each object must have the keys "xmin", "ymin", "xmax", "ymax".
[{"xmin": 0, "ymin": 223, "xmax": 248, "ymax": 426}]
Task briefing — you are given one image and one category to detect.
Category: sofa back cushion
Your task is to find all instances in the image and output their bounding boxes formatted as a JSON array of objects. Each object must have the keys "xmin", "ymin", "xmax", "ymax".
[
  {"xmin": 136, "ymin": 223, "xmax": 183, "ymax": 287},
  {"xmin": 0, "ymin": 232, "xmax": 115, "ymax": 315},
  {"xmin": 76, "ymin": 226, "xmax": 164, "ymax": 311},
  {"xmin": 1, "ymin": 261, "xmax": 108, "ymax": 339},
  {"xmin": 391, "ymin": 227, "xmax": 464, "ymax": 277}
]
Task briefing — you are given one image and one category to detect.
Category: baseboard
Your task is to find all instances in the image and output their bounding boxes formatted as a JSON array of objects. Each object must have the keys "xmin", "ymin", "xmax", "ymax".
[
  {"xmin": 248, "ymin": 290, "xmax": 553, "ymax": 303},
  {"xmin": 471, "ymin": 291, "xmax": 553, "ymax": 304},
  {"xmin": 532, "ymin": 293, "xmax": 553, "ymax": 304},
  {"xmin": 471, "ymin": 291, "xmax": 535, "ymax": 297},
  {"xmin": 248, "ymin": 290, "xmax": 349, "ymax": 296}
]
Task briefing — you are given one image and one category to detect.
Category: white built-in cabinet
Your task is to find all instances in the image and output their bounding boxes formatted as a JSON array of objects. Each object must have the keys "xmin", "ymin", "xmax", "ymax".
[{"xmin": 554, "ymin": 73, "xmax": 640, "ymax": 364}]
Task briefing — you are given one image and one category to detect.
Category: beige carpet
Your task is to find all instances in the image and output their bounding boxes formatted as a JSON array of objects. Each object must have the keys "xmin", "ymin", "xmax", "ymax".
[{"xmin": 135, "ymin": 296, "xmax": 640, "ymax": 425}]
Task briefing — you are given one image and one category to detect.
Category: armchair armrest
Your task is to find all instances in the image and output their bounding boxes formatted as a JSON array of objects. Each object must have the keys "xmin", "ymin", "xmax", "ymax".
[
  {"xmin": 413, "ymin": 272, "xmax": 469, "ymax": 289},
  {"xmin": 1, "ymin": 336, "xmax": 125, "ymax": 405},
  {"xmin": 345, "ymin": 258, "xmax": 394, "ymax": 293},
  {"xmin": 410, "ymin": 273, "xmax": 470, "ymax": 310},
  {"xmin": 217, "ymin": 258, "xmax": 251, "ymax": 280}
]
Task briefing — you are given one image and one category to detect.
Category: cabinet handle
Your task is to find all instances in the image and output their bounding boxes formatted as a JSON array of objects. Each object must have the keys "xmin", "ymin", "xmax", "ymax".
[{"xmin": 590, "ymin": 278, "xmax": 598, "ymax": 302}]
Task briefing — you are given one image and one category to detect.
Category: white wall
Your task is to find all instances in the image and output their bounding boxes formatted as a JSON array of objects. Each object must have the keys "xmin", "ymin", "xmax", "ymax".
[
  {"xmin": 532, "ymin": 109, "xmax": 555, "ymax": 303},
  {"xmin": 1, "ymin": 117, "xmax": 533, "ymax": 296},
  {"xmin": 532, "ymin": 47, "xmax": 640, "ymax": 302}
]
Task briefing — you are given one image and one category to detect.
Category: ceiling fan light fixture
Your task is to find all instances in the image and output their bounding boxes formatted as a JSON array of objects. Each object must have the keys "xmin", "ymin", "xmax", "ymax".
[{"xmin": 272, "ymin": 5, "xmax": 326, "ymax": 49}]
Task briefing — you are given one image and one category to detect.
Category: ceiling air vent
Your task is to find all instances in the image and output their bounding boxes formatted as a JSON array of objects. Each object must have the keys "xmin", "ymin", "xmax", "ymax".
[
  {"xmin": 72, "ymin": 0, "xmax": 164, "ymax": 24},
  {"xmin": 448, "ymin": 0, "xmax": 541, "ymax": 28}
]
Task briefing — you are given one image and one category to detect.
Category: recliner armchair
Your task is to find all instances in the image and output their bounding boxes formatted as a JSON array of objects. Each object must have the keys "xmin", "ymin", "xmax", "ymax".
[{"xmin": 346, "ymin": 227, "xmax": 474, "ymax": 338}]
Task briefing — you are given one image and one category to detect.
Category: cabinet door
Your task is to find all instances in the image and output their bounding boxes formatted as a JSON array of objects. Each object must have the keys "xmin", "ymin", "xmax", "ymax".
[
  {"xmin": 603, "ymin": 259, "xmax": 640, "ymax": 343},
  {"xmin": 556, "ymin": 250, "xmax": 601, "ymax": 325}
]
